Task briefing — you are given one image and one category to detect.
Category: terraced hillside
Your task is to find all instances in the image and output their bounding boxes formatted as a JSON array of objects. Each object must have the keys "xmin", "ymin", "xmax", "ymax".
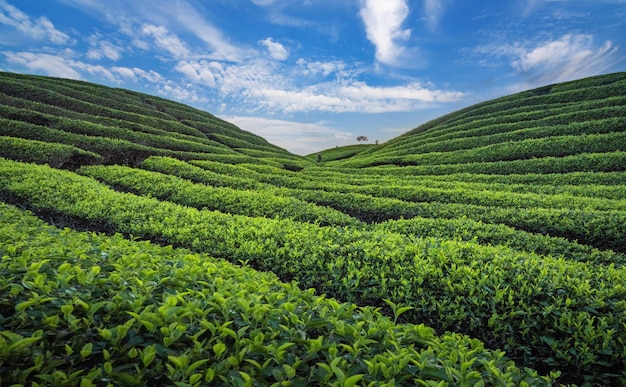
[
  {"xmin": 1, "ymin": 71, "xmax": 625, "ymax": 386},
  {"xmin": 0, "ymin": 71, "xmax": 311, "ymax": 171},
  {"xmin": 329, "ymin": 72, "xmax": 626, "ymax": 172}
]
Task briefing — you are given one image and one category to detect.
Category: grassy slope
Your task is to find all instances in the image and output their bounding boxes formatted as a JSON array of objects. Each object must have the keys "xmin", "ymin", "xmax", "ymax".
[{"xmin": 1, "ymin": 71, "xmax": 626, "ymax": 385}]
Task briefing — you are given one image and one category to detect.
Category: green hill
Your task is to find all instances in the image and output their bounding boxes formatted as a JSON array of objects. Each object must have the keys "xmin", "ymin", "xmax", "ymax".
[
  {"xmin": 1, "ymin": 71, "xmax": 626, "ymax": 386},
  {"xmin": 0, "ymin": 71, "xmax": 312, "ymax": 171},
  {"xmin": 327, "ymin": 72, "xmax": 626, "ymax": 171}
]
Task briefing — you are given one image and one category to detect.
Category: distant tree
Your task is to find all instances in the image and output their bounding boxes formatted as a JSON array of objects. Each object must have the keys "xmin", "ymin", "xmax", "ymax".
[
  {"xmin": 375, "ymin": 140, "xmax": 379, "ymax": 145},
  {"xmin": 356, "ymin": 135, "xmax": 368, "ymax": 142},
  {"xmin": 316, "ymin": 153, "xmax": 322, "ymax": 163}
]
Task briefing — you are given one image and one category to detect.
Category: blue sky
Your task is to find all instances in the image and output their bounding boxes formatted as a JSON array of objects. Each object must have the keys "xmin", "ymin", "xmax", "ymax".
[{"xmin": 1, "ymin": 0, "xmax": 625, "ymax": 155}]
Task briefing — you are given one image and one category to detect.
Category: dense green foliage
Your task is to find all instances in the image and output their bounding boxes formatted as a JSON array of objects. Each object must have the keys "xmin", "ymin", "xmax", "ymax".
[
  {"xmin": 1, "ymin": 71, "xmax": 626, "ymax": 386},
  {"xmin": 2, "ymin": 203, "xmax": 553, "ymax": 386},
  {"xmin": 76, "ymin": 164, "xmax": 360, "ymax": 227},
  {"xmin": 0, "ymin": 136, "xmax": 101, "ymax": 168},
  {"xmin": 1, "ymin": 158, "xmax": 625, "ymax": 385}
]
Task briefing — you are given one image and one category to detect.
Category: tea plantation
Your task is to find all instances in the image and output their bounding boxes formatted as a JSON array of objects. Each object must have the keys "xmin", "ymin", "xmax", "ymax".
[{"xmin": 1, "ymin": 71, "xmax": 625, "ymax": 386}]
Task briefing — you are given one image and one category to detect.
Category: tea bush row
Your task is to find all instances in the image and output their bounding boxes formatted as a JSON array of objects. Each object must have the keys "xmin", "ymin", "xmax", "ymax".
[
  {"xmin": 192, "ymin": 159, "xmax": 626, "ymax": 212},
  {"xmin": 343, "ymin": 151, "xmax": 626, "ymax": 174},
  {"xmin": 0, "ymin": 118, "xmax": 243, "ymax": 166},
  {"xmin": 301, "ymin": 166, "xmax": 626, "ymax": 187},
  {"xmin": 0, "ymin": 136, "xmax": 101, "ymax": 169},
  {"xmin": 0, "ymin": 75, "xmax": 282, "ymax": 155},
  {"xmin": 144, "ymin": 157, "xmax": 626, "ymax": 251},
  {"xmin": 421, "ymin": 78, "xmax": 626, "ymax": 131},
  {"xmin": 0, "ymin": 105, "xmax": 233, "ymax": 156},
  {"xmin": 77, "ymin": 164, "xmax": 361, "ymax": 227},
  {"xmin": 398, "ymin": 98, "xmax": 626, "ymax": 148},
  {"xmin": 78, "ymin": 163, "xmax": 621, "ymax": 264},
  {"xmin": 374, "ymin": 216, "xmax": 626, "ymax": 266},
  {"xmin": 298, "ymin": 168, "xmax": 626, "ymax": 200},
  {"xmin": 142, "ymin": 156, "xmax": 264, "ymax": 190},
  {"xmin": 0, "ymin": 202, "xmax": 550, "ymax": 386},
  {"xmin": 336, "ymin": 132, "xmax": 626, "ymax": 168},
  {"xmin": 382, "ymin": 115, "xmax": 626, "ymax": 156},
  {"xmin": 282, "ymin": 187, "xmax": 626, "ymax": 252},
  {"xmin": 0, "ymin": 159, "xmax": 624, "ymax": 384},
  {"xmin": 0, "ymin": 90, "xmax": 206, "ymax": 139}
]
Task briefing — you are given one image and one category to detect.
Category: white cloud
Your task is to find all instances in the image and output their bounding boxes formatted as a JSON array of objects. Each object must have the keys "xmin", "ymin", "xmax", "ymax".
[
  {"xmin": 359, "ymin": 0, "xmax": 412, "ymax": 65},
  {"xmin": 61, "ymin": 0, "xmax": 246, "ymax": 62},
  {"xmin": 153, "ymin": 0, "xmax": 246, "ymax": 62},
  {"xmin": 423, "ymin": 0, "xmax": 448, "ymax": 31},
  {"xmin": 174, "ymin": 60, "xmax": 218, "ymax": 87},
  {"xmin": 251, "ymin": 0, "xmax": 277, "ymax": 6},
  {"xmin": 141, "ymin": 24, "xmax": 190, "ymax": 59},
  {"xmin": 339, "ymin": 82, "xmax": 463, "ymax": 104},
  {"xmin": 159, "ymin": 82, "xmax": 207, "ymax": 104},
  {"xmin": 3, "ymin": 51, "xmax": 164, "ymax": 86},
  {"xmin": 3, "ymin": 51, "xmax": 83, "ymax": 79},
  {"xmin": 87, "ymin": 35, "xmax": 123, "ymax": 61},
  {"xmin": 297, "ymin": 58, "xmax": 350, "ymax": 77},
  {"xmin": 512, "ymin": 34, "xmax": 616, "ymax": 75},
  {"xmin": 175, "ymin": 58, "xmax": 463, "ymax": 114},
  {"xmin": 476, "ymin": 34, "xmax": 622, "ymax": 90},
  {"xmin": 111, "ymin": 67, "xmax": 164, "ymax": 83},
  {"xmin": 0, "ymin": 0, "xmax": 70, "ymax": 44},
  {"xmin": 260, "ymin": 38, "xmax": 289, "ymax": 61}
]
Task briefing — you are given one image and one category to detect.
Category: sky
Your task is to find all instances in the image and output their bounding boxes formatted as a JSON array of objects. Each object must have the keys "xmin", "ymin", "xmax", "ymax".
[{"xmin": 1, "ymin": 1, "xmax": 625, "ymax": 155}]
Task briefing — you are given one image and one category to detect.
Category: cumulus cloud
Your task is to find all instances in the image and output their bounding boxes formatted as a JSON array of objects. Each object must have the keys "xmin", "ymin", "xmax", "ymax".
[
  {"xmin": 260, "ymin": 38, "xmax": 289, "ymax": 61},
  {"xmin": 141, "ymin": 24, "xmax": 190, "ymax": 59},
  {"xmin": 297, "ymin": 59, "xmax": 353, "ymax": 78},
  {"xmin": 248, "ymin": 82, "xmax": 463, "ymax": 114},
  {"xmin": 0, "ymin": 0, "xmax": 70, "ymax": 44},
  {"xmin": 251, "ymin": 0, "xmax": 277, "ymax": 6},
  {"xmin": 159, "ymin": 82, "xmax": 207, "ymax": 104},
  {"xmin": 87, "ymin": 35, "xmax": 123, "ymax": 61},
  {"xmin": 174, "ymin": 60, "xmax": 218, "ymax": 87},
  {"xmin": 111, "ymin": 67, "xmax": 163, "ymax": 83},
  {"xmin": 359, "ymin": 0, "xmax": 412, "ymax": 65}
]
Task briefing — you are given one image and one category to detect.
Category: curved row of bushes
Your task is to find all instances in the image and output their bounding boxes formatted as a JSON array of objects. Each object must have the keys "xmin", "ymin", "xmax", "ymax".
[
  {"xmin": 143, "ymin": 157, "xmax": 626, "ymax": 252},
  {"xmin": 77, "ymin": 161, "xmax": 625, "ymax": 265},
  {"xmin": 382, "ymin": 114, "xmax": 626, "ymax": 156},
  {"xmin": 335, "ymin": 131, "xmax": 626, "ymax": 168},
  {"xmin": 191, "ymin": 158, "xmax": 626, "ymax": 212},
  {"xmin": 0, "ymin": 159, "xmax": 624, "ymax": 384},
  {"xmin": 395, "ymin": 97, "xmax": 626, "ymax": 149},
  {"xmin": 77, "ymin": 164, "xmax": 361, "ymax": 227},
  {"xmin": 335, "ymin": 74, "xmax": 626, "ymax": 169},
  {"xmin": 298, "ymin": 168, "xmax": 626, "ymax": 200},
  {"xmin": 1, "ymin": 203, "xmax": 550, "ymax": 386},
  {"xmin": 0, "ymin": 105, "xmax": 232, "ymax": 155},
  {"xmin": 0, "ymin": 136, "xmax": 101, "ymax": 169}
]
